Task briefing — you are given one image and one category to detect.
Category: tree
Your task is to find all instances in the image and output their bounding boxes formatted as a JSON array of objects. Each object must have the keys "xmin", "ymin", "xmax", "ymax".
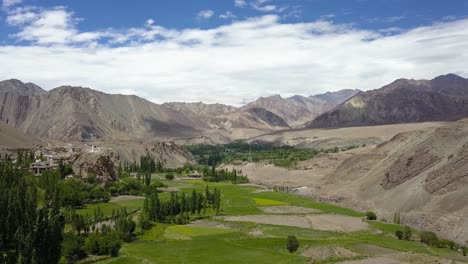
[
  {"xmin": 0, "ymin": 159, "xmax": 64, "ymax": 264},
  {"xmin": 138, "ymin": 211, "xmax": 151, "ymax": 230},
  {"xmin": 420, "ymin": 231, "xmax": 439, "ymax": 246},
  {"xmin": 165, "ymin": 173, "xmax": 174, "ymax": 180},
  {"xmin": 395, "ymin": 230, "xmax": 404, "ymax": 240},
  {"xmin": 61, "ymin": 233, "xmax": 86, "ymax": 262},
  {"xmin": 403, "ymin": 226, "xmax": 412, "ymax": 240},
  {"xmin": 365, "ymin": 211, "xmax": 377, "ymax": 220},
  {"xmin": 286, "ymin": 235, "xmax": 299, "ymax": 253},
  {"xmin": 393, "ymin": 212, "xmax": 401, "ymax": 224}
]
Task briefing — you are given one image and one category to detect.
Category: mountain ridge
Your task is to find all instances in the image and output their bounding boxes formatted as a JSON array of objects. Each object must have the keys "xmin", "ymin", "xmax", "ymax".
[{"xmin": 309, "ymin": 74, "xmax": 468, "ymax": 128}]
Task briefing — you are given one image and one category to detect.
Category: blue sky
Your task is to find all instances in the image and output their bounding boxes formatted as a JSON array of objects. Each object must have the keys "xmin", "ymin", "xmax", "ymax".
[{"xmin": 0, "ymin": 0, "xmax": 467, "ymax": 105}]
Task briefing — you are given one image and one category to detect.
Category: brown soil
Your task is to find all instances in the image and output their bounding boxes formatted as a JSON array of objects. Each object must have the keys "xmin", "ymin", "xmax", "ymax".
[
  {"xmin": 221, "ymin": 214, "xmax": 369, "ymax": 232},
  {"xmin": 258, "ymin": 205, "xmax": 320, "ymax": 214},
  {"xmin": 301, "ymin": 246, "xmax": 358, "ymax": 260}
]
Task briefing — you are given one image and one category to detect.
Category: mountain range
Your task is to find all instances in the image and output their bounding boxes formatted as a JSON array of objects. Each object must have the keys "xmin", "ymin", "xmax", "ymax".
[
  {"xmin": 1, "ymin": 73, "xmax": 468, "ymax": 143},
  {"xmin": 0, "ymin": 79, "xmax": 356, "ymax": 142},
  {"xmin": 309, "ymin": 74, "xmax": 468, "ymax": 128}
]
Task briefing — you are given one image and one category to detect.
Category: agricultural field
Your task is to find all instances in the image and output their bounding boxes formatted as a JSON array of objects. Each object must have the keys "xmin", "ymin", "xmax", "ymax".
[{"xmin": 91, "ymin": 177, "xmax": 468, "ymax": 264}]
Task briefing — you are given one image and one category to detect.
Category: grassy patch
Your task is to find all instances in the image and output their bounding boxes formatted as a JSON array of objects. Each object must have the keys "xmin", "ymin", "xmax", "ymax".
[
  {"xmin": 166, "ymin": 225, "xmax": 236, "ymax": 237},
  {"xmin": 111, "ymin": 236, "xmax": 308, "ymax": 264},
  {"xmin": 76, "ymin": 198, "xmax": 144, "ymax": 217},
  {"xmin": 253, "ymin": 192, "xmax": 364, "ymax": 217},
  {"xmin": 137, "ymin": 223, "xmax": 171, "ymax": 241},
  {"xmin": 254, "ymin": 198, "xmax": 288, "ymax": 206}
]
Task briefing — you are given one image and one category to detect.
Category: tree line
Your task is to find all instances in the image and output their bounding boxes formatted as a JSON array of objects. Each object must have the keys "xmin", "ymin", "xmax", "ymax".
[
  {"xmin": 0, "ymin": 159, "xmax": 64, "ymax": 263},
  {"xmin": 187, "ymin": 141, "xmax": 361, "ymax": 168},
  {"xmin": 142, "ymin": 185, "xmax": 222, "ymax": 225}
]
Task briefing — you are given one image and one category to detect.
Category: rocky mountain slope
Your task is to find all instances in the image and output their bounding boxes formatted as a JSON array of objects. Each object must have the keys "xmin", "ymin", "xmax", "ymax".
[
  {"xmin": 243, "ymin": 89, "xmax": 359, "ymax": 127},
  {"xmin": 226, "ymin": 119, "xmax": 468, "ymax": 244},
  {"xmin": 0, "ymin": 80, "xmax": 294, "ymax": 142},
  {"xmin": 0, "ymin": 120, "xmax": 43, "ymax": 149},
  {"xmin": 163, "ymin": 102, "xmax": 237, "ymax": 117},
  {"xmin": 0, "ymin": 82, "xmax": 207, "ymax": 142},
  {"xmin": 0, "ymin": 79, "xmax": 45, "ymax": 96},
  {"xmin": 310, "ymin": 74, "xmax": 468, "ymax": 128}
]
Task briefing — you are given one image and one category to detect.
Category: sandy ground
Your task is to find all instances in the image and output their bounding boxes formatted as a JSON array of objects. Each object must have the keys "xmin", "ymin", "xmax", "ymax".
[
  {"xmin": 221, "ymin": 214, "xmax": 369, "ymax": 232},
  {"xmin": 337, "ymin": 257, "xmax": 400, "ymax": 264},
  {"xmin": 248, "ymin": 122, "xmax": 445, "ymax": 148},
  {"xmin": 258, "ymin": 205, "xmax": 320, "ymax": 214},
  {"xmin": 348, "ymin": 244, "xmax": 400, "ymax": 257},
  {"xmin": 301, "ymin": 246, "xmax": 358, "ymax": 260},
  {"xmin": 337, "ymin": 253, "xmax": 467, "ymax": 264}
]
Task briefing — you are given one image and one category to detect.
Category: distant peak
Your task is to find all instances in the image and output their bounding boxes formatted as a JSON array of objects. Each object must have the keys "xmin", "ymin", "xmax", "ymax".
[{"xmin": 432, "ymin": 73, "xmax": 465, "ymax": 81}]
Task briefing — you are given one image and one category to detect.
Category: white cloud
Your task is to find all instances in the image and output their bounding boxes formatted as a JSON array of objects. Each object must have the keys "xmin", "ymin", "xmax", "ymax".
[
  {"xmin": 250, "ymin": 0, "xmax": 289, "ymax": 13},
  {"xmin": 252, "ymin": 4, "xmax": 276, "ymax": 12},
  {"xmin": 369, "ymin": 15, "xmax": 405, "ymax": 23},
  {"xmin": 2, "ymin": 0, "xmax": 22, "ymax": 8},
  {"xmin": 7, "ymin": 6, "xmax": 81, "ymax": 45},
  {"xmin": 146, "ymin": 19, "xmax": 154, "ymax": 26},
  {"xmin": 234, "ymin": 0, "xmax": 247, "ymax": 8},
  {"xmin": 1, "ymin": 8, "xmax": 468, "ymax": 106},
  {"xmin": 219, "ymin": 11, "xmax": 236, "ymax": 20},
  {"xmin": 196, "ymin": 10, "xmax": 214, "ymax": 20}
]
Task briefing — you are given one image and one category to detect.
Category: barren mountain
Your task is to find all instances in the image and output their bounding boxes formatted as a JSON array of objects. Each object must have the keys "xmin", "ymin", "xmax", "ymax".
[
  {"xmin": 208, "ymin": 107, "xmax": 289, "ymax": 130},
  {"xmin": 310, "ymin": 74, "xmax": 468, "ymax": 128},
  {"xmin": 0, "ymin": 121, "xmax": 43, "ymax": 149},
  {"xmin": 0, "ymin": 79, "xmax": 45, "ymax": 96},
  {"xmin": 244, "ymin": 89, "xmax": 359, "ymax": 127},
  {"xmin": 163, "ymin": 102, "xmax": 237, "ymax": 117},
  {"xmin": 0, "ymin": 84, "xmax": 205, "ymax": 142}
]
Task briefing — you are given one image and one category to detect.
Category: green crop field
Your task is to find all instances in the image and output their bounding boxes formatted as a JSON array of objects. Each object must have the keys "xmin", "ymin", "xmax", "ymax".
[{"xmin": 89, "ymin": 179, "xmax": 467, "ymax": 264}]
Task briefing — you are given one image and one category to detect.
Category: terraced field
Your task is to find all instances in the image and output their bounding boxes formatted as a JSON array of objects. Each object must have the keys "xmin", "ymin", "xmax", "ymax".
[{"xmin": 91, "ymin": 177, "xmax": 467, "ymax": 264}]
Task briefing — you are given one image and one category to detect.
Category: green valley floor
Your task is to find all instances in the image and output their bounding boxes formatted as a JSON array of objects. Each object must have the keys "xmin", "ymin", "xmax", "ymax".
[{"xmin": 79, "ymin": 178, "xmax": 467, "ymax": 264}]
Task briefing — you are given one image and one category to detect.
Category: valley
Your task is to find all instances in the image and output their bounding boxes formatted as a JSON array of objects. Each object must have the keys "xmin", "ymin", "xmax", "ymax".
[{"xmin": 1, "ymin": 74, "xmax": 468, "ymax": 263}]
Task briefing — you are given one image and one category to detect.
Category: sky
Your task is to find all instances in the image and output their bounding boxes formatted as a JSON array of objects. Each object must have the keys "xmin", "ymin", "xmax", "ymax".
[{"xmin": 0, "ymin": 0, "xmax": 467, "ymax": 106}]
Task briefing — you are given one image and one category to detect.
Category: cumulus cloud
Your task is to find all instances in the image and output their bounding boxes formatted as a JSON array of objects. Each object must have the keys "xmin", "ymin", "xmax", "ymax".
[
  {"xmin": 219, "ymin": 11, "xmax": 236, "ymax": 20},
  {"xmin": 1, "ymin": 6, "xmax": 468, "ymax": 106},
  {"xmin": 196, "ymin": 10, "xmax": 214, "ymax": 20},
  {"xmin": 234, "ymin": 0, "xmax": 247, "ymax": 8},
  {"xmin": 146, "ymin": 19, "xmax": 155, "ymax": 26},
  {"xmin": 2, "ymin": 0, "xmax": 22, "ymax": 8}
]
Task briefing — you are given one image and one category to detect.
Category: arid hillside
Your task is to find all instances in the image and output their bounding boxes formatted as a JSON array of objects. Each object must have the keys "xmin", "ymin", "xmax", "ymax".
[
  {"xmin": 0, "ymin": 121, "xmax": 43, "ymax": 149},
  {"xmin": 225, "ymin": 119, "xmax": 468, "ymax": 244}
]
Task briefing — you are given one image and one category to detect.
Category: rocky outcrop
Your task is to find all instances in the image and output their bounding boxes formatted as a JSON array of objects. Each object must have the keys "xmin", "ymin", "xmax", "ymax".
[
  {"xmin": 382, "ymin": 147, "xmax": 441, "ymax": 190},
  {"xmin": 425, "ymin": 143, "xmax": 468, "ymax": 194},
  {"xmin": 72, "ymin": 152, "xmax": 118, "ymax": 182}
]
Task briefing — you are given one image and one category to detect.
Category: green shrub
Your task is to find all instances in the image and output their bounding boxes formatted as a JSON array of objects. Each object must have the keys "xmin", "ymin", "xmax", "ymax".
[
  {"xmin": 365, "ymin": 211, "xmax": 377, "ymax": 220},
  {"xmin": 138, "ymin": 212, "xmax": 152, "ymax": 230},
  {"xmin": 403, "ymin": 226, "xmax": 412, "ymax": 240},
  {"xmin": 286, "ymin": 235, "xmax": 299, "ymax": 253},
  {"xmin": 420, "ymin": 231, "xmax": 438, "ymax": 246},
  {"xmin": 165, "ymin": 173, "xmax": 175, "ymax": 180},
  {"xmin": 61, "ymin": 233, "xmax": 86, "ymax": 262},
  {"xmin": 85, "ymin": 231, "xmax": 121, "ymax": 256},
  {"xmin": 395, "ymin": 230, "xmax": 404, "ymax": 240}
]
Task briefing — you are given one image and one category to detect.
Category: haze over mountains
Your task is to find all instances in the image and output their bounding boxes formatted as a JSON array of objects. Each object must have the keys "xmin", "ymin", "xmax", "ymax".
[{"xmin": 1, "ymin": 73, "xmax": 468, "ymax": 143}]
